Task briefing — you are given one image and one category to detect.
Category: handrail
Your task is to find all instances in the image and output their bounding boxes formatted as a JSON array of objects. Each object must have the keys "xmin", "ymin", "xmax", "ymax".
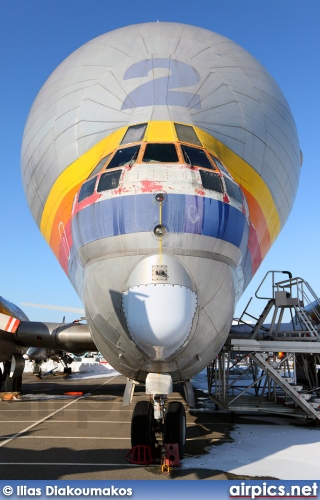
[
  {"xmin": 237, "ymin": 271, "xmax": 320, "ymax": 341},
  {"xmin": 255, "ymin": 271, "xmax": 292, "ymax": 300}
]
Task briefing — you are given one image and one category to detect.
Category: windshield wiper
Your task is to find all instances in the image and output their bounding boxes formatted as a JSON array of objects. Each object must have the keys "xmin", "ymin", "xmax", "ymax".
[
  {"xmin": 128, "ymin": 149, "xmax": 139, "ymax": 168},
  {"xmin": 184, "ymin": 151, "xmax": 194, "ymax": 169}
]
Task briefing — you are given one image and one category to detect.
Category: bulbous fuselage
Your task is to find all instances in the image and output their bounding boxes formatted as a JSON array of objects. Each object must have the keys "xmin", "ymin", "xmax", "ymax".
[{"xmin": 21, "ymin": 23, "xmax": 301, "ymax": 382}]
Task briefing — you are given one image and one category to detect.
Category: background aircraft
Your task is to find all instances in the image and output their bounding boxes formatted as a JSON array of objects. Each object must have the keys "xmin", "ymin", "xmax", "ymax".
[{"xmin": 1, "ymin": 22, "xmax": 301, "ymax": 458}]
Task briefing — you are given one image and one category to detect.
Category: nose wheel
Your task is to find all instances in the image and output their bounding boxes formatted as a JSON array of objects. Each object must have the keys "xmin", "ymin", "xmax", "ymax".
[
  {"xmin": 163, "ymin": 401, "xmax": 186, "ymax": 459},
  {"xmin": 130, "ymin": 399, "xmax": 186, "ymax": 462},
  {"xmin": 131, "ymin": 400, "xmax": 155, "ymax": 448}
]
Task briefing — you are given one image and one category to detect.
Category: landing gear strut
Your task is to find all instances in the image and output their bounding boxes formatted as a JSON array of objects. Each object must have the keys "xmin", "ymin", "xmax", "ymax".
[
  {"xmin": 60, "ymin": 352, "xmax": 74, "ymax": 375},
  {"xmin": 1, "ymin": 355, "xmax": 25, "ymax": 392}
]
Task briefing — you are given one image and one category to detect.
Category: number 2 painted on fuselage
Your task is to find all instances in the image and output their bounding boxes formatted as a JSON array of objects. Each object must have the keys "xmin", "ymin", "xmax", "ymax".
[{"xmin": 121, "ymin": 58, "xmax": 201, "ymax": 110}]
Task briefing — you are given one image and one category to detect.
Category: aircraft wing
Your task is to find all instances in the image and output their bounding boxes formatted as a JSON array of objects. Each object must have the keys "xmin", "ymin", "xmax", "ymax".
[
  {"xmin": 15, "ymin": 320, "xmax": 96, "ymax": 354},
  {"xmin": 0, "ymin": 296, "xmax": 96, "ymax": 364}
]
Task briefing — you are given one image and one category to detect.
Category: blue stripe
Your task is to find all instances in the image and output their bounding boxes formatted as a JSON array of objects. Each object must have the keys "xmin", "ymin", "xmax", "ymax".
[{"xmin": 71, "ymin": 194, "xmax": 248, "ymax": 253}]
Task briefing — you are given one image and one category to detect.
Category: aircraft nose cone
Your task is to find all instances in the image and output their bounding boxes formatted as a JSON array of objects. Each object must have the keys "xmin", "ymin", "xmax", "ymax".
[
  {"xmin": 122, "ymin": 255, "xmax": 197, "ymax": 360},
  {"xmin": 122, "ymin": 284, "xmax": 197, "ymax": 360}
]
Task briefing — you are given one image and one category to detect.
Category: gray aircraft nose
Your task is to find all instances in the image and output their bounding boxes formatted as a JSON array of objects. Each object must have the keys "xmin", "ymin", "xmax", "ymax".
[{"xmin": 122, "ymin": 255, "xmax": 197, "ymax": 360}]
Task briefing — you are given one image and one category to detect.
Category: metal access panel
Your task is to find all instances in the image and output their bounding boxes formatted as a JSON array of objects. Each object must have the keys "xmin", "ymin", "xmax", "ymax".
[{"xmin": 152, "ymin": 265, "xmax": 168, "ymax": 281}]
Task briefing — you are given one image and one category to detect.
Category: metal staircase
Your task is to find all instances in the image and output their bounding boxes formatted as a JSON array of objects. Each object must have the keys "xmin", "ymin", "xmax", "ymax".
[
  {"xmin": 250, "ymin": 352, "xmax": 320, "ymax": 419},
  {"xmin": 207, "ymin": 271, "xmax": 320, "ymax": 420},
  {"xmin": 238, "ymin": 272, "xmax": 320, "ymax": 341}
]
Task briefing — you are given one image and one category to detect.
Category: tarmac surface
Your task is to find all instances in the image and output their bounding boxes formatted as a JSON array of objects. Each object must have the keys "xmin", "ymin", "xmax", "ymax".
[{"xmin": 0, "ymin": 372, "xmax": 275, "ymax": 480}]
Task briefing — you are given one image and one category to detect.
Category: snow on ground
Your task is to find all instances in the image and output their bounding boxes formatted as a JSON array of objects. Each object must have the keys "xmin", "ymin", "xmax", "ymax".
[
  {"xmin": 182, "ymin": 420, "xmax": 320, "ymax": 479},
  {"xmin": 24, "ymin": 358, "xmax": 119, "ymax": 379},
  {"xmin": 184, "ymin": 370, "xmax": 320, "ymax": 479}
]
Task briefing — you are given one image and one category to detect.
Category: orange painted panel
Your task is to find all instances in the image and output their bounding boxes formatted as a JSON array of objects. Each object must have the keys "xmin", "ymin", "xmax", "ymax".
[
  {"xmin": 49, "ymin": 184, "xmax": 81, "ymax": 258},
  {"xmin": 242, "ymin": 187, "xmax": 271, "ymax": 259}
]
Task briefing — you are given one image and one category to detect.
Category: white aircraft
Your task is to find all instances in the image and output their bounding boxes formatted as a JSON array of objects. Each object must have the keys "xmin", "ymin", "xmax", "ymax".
[{"xmin": 1, "ymin": 22, "xmax": 302, "ymax": 458}]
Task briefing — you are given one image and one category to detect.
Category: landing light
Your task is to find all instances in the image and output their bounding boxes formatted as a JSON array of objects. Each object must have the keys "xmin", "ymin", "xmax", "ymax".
[{"xmin": 154, "ymin": 224, "xmax": 166, "ymax": 238}]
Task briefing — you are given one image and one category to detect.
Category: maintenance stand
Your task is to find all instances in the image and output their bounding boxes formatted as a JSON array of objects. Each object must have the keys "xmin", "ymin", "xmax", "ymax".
[{"xmin": 207, "ymin": 271, "xmax": 320, "ymax": 421}]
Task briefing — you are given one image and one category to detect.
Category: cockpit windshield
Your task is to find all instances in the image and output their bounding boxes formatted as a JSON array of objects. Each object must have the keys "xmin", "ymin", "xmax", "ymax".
[
  {"xmin": 182, "ymin": 145, "xmax": 214, "ymax": 169},
  {"xmin": 107, "ymin": 145, "xmax": 140, "ymax": 169},
  {"xmin": 142, "ymin": 143, "xmax": 179, "ymax": 163}
]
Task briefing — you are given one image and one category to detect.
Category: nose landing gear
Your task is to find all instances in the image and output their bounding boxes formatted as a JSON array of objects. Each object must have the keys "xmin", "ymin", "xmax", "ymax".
[
  {"xmin": 128, "ymin": 397, "xmax": 186, "ymax": 465},
  {"xmin": 127, "ymin": 374, "xmax": 187, "ymax": 466}
]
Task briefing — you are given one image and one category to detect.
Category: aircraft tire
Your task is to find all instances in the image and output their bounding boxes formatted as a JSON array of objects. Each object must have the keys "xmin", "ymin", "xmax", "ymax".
[
  {"xmin": 131, "ymin": 400, "xmax": 155, "ymax": 448},
  {"xmin": 163, "ymin": 401, "xmax": 186, "ymax": 458}
]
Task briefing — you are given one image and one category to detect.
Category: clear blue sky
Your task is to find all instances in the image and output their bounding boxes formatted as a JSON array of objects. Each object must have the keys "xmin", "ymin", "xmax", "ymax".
[{"xmin": 0, "ymin": 0, "xmax": 319, "ymax": 323}]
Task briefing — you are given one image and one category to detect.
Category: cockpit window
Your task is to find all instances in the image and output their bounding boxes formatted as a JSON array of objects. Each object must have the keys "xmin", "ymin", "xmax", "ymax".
[
  {"xmin": 107, "ymin": 145, "xmax": 140, "ymax": 169},
  {"xmin": 182, "ymin": 145, "xmax": 214, "ymax": 169},
  {"xmin": 174, "ymin": 123, "xmax": 202, "ymax": 146},
  {"xmin": 224, "ymin": 177, "xmax": 243, "ymax": 204},
  {"xmin": 78, "ymin": 176, "xmax": 97, "ymax": 202},
  {"xmin": 87, "ymin": 154, "xmax": 112, "ymax": 179},
  {"xmin": 199, "ymin": 171, "xmax": 223, "ymax": 193},
  {"xmin": 97, "ymin": 170, "xmax": 122, "ymax": 192},
  {"xmin": 142, "ymin": 143, "xmax": 179, "ymax": 163},
  {"xmin": 210, "ymin": 155, "xmax": 231, "ymax": 177},
  {"xmin": 121, "ymin": 123, "xmax": 147, "ymax": 144}
]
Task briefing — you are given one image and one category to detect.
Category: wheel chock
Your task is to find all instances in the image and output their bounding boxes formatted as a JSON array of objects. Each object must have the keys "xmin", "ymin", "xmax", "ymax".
[
  {"xmin": 162, "ymin": 443, "xmax": 180, "ymax": 467},
  {"xmin": 161, "ymin": 458, "xmax": 172, "ymax": 475},
  {"xmin": 0, "ymin": 392, "xmax": 20, "ymax": 401},
  {"xmin": 126, "ymin": 445, "xmax": 155, "ymax": 465}
]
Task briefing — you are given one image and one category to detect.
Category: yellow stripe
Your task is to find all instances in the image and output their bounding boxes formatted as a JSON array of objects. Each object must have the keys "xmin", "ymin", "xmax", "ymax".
[
  {"xmin": 194, "ymin": 127, "xmax": 281, "ymax": 243},
  {"xmin": 147, "ymin": 121, "xmax": 176, "ymax": 142},
  {"xmin": 40, "ymin": 127, "xmax": 126, "ymax": 242}
]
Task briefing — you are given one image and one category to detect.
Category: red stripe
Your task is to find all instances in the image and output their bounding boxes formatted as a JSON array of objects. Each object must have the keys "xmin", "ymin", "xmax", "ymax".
[
  {"xmin": 10, "ymin": 318, "xmax": 20, "ymax": 333},
  {"xmin": 248, "ymin": 222, "xmax": 262, "ymax": 274},
  {"xmin": 4, "ymin": 317, "xmax": 20, "ymax": 333},
  {"xmin": 5, "ymin": 317, "xmax": 13, "ymax": 331}
]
